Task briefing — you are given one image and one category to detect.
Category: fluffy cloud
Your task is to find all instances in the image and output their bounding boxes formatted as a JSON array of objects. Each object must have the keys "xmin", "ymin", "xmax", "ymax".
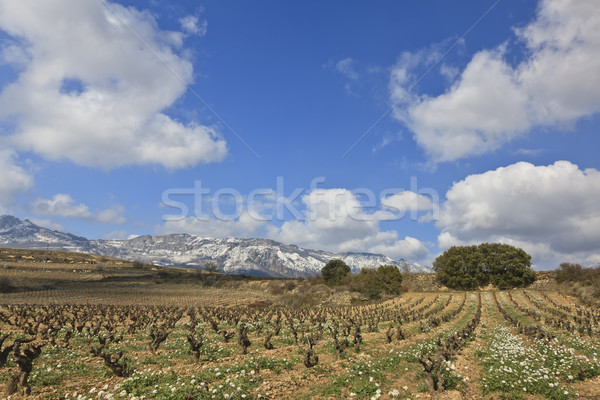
[
  {"xmin": 382, "ymin": 191, "xmax": 434, "ymax": 212},
  {"xmin": 0, "ymin": 150, "xmax": 33, "ymax": 210},
  {"xmin": 437, "ymin": 161, "xmax": 600, "ymax": 267},
  {"xmin": 0, "ymin": 0, "xmax": 227, "ymax": 169},
  {"xmin": 32, "ymin": 194, "xmax": 126, "ymax": 224},
  {"xmin": 268, "ymin": 188, "xmax": 429, "ymax": 260},
  {"xmin": 391, "ymin": 0, "xmax": 600, "ymax": 162}
]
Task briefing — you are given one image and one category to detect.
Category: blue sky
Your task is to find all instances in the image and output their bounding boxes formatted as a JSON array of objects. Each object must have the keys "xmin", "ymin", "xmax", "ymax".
[{"xmin": 1, "ymin": 0, "xmax": 599, "ymax": 269}]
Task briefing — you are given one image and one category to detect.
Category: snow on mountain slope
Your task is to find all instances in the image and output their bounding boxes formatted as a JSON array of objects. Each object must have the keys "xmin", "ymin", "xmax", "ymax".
[
  {"xmin": 0, "ymin": 215, "xmax": 431, "ymax": 277},
  {"xmin": 0, "ymin": 215, "xmax": 92, "ymax": 252}
]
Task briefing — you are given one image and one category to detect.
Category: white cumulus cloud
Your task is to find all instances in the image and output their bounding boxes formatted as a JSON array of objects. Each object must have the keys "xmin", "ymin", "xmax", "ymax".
[
  {"xmin": 391, "ymin": 0, "xmax": 600, "ymax": 162},
  {"xmin": 0, "ymin": 150, "xmax": 33, "ymax": 210},
  {"xmin": 437, "ymin": 161, "xmax": 600, "ymax": 267},
  {"xmin": 268, "ymin": 188, "xmax": 429, "ymax": 260},
  {"xmin": 0, "ymin": 0, "xmax": 227, "ymax": 169},
  {"xmin": 32, "ymin": 194, "xmax": 126, "ymax": 224},
  {"xmin": 382, "ymin": 191, "xmax": 435, "ymax": 212}
]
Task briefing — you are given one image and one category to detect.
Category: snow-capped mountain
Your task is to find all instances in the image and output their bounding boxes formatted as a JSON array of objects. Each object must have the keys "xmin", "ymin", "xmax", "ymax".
[
  {"xmin": 0, "ymin": 215, "xmax": 93, "ymax": 252},
  {"xmin": 0, "ymin": 215, "xmax": 431, "ymax": 277}
]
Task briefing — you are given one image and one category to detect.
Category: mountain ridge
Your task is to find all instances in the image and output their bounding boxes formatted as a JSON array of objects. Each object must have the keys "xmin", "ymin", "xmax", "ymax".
[{"xmin": 0, "ymin": 215, "xmax": 431, "ymax": 277}]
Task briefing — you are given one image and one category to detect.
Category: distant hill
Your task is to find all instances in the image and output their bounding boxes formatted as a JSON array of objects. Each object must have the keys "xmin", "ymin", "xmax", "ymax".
[
  {"xmin": 0, "ymin": 247, "xmax": 129, "ymax": 267},
  {"xmin": 0, "ymin": 215, "xmax": 431, "ymax": 277}
]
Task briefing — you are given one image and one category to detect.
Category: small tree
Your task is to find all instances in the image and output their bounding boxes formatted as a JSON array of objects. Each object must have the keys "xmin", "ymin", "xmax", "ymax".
[
  {"xmin": 204, "ymin": 262, "xmax": 219, "ymax": 274},
  {"xmin": 321, "ymin": 260, "xmax": 350, "ymax": 286}
]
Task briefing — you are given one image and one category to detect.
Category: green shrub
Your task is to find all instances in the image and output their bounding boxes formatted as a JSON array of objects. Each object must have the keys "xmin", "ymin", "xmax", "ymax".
[
  {"xmin": 320, "ymin": 260, "xmax": 404, "ymax": 298},
  {"xmin": 375, "ymin": 264, "xmax": 403, "ymax": 295},
  {"xmin": 321, "ymin": 260, "xmax": 350, "ymax": 286},
  {"xmin": 349, "ymin": 265, "xmax": 404, "ymax": 299},
  {"xmin": 0, "ymin": 277, "xmax": 15, "ymax": 293},
  {"xmin": 556, "ymin": 263, "xmax": 600, "ymax": 283},
  {"xmin": 556, "ymin": 263, "xmax": 600, "ymax": 303},
  {"xmin": 357, "ymin": 268, "xmax": 382, "ymax": 300}
]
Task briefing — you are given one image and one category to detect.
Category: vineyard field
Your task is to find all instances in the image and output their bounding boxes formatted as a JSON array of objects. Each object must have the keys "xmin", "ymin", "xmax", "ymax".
[{"xmin": 0, "ymin": 262, "xmax": 599, "ymax": 399}]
